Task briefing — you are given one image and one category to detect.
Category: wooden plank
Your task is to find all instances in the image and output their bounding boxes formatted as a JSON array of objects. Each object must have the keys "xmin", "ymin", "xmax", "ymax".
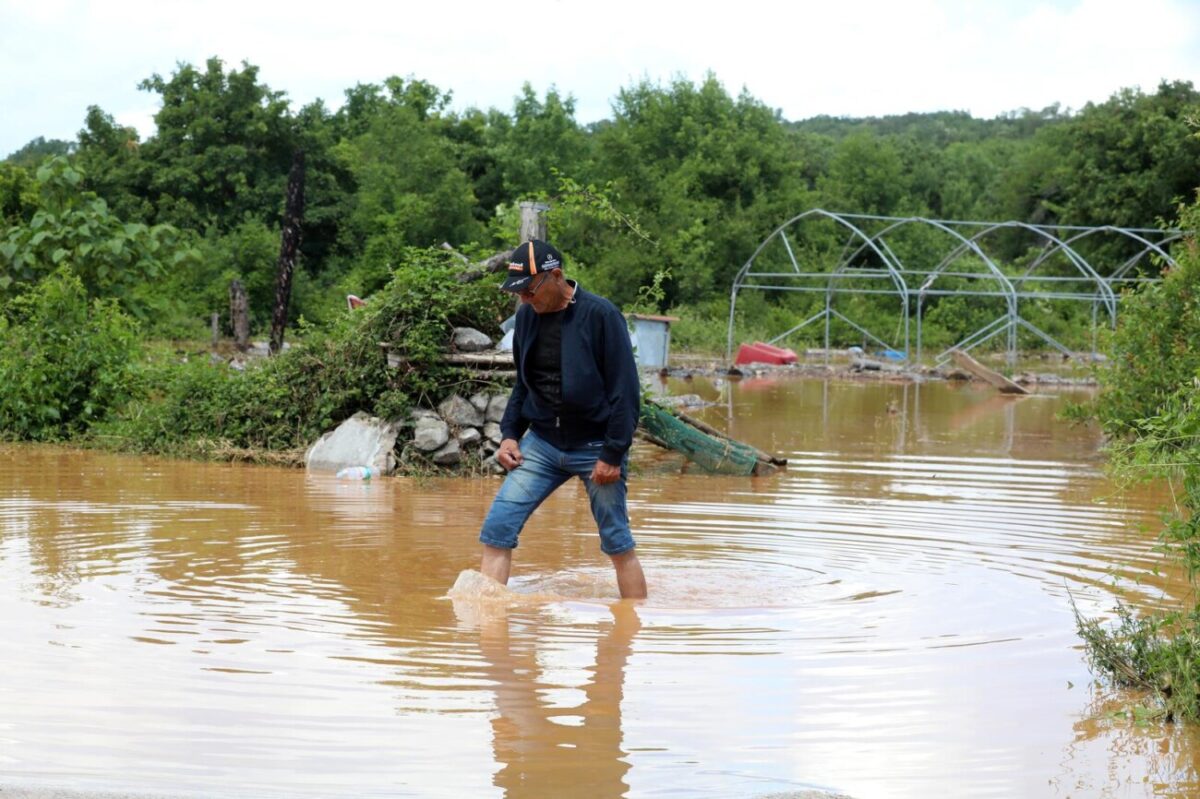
[
  {"xmin": 950, "ymin": 349, "xmax": 1030, "ymax": 395},
  {"xmin": 380, "ymin": 345, "xmax": 514, "ymax": 367}
]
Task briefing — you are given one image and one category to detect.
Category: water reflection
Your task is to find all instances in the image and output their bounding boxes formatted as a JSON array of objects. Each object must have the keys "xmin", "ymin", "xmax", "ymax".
[{"xmin": 453, "ymin": 597, "xmax": 640, "ymax": 798}]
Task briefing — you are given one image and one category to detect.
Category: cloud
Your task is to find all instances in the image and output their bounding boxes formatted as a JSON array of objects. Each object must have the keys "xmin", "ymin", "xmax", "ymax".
[{"xmin": 2, "ymin": 0, "xmax": 1198, "ymax": 155}]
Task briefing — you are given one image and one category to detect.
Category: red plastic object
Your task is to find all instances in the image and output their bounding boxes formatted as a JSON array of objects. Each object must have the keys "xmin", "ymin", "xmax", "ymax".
[{"xmin": 735, "ymin": 341, "xmax": 798, "ymax": 365}]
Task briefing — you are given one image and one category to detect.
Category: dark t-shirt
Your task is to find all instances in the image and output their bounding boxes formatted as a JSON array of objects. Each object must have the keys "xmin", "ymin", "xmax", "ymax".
[{"xmin": 528, "ymin": 308, "xmax": 564, "ymax": 414}]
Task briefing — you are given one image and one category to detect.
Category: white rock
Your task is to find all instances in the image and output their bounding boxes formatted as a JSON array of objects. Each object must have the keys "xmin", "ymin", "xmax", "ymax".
[
  {"xmin": 484, "ymin": 422, "xmax": 504, "ymax": 445},
  {"xmin": 469, "ymin": 392, "xmax": 490, "ymax": 412},
  {"xmin": 439, "ymin": 394, "xmax": 484, "ymax": 427},
  {"xmin": 486, "ymin": 394, "xmax": 509, "ymax": 423},
  {"xmin": 457, "ymin": 427, "xmax": 482, "ymax": 447},
  {"xmin": 432, "ymin": 438, "xmax": 462, "ymax": 465},
  {"xmin": 452, "ymin": 327, "xmax": 493, "ymax": 352},
  {"xmin": 413, "ymin": 417, "xmax": 450, "ymax": 451},
  {"xmin": 305, "ymin": 412, "xmax": 400, "ymax": 474}
]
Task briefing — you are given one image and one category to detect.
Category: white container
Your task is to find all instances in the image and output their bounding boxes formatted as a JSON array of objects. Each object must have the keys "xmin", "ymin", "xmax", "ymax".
[{"xmin": 335, "ymin": 465, "xmax": 379, "ymax": 480}]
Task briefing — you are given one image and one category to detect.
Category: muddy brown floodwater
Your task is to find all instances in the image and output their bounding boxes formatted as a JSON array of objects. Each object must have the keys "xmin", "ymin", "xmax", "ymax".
[{"xmin": 1, "ymin": 377, "xmax": 1196, "ymax": 798}]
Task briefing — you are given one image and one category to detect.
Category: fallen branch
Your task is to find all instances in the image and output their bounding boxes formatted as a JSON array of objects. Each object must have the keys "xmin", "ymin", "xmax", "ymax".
[{"xmin": 456, "ymin": 250, "xmax": 511, "ymax": 284}]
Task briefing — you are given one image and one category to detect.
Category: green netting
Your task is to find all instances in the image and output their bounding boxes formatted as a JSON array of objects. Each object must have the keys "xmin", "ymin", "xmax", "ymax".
[{"xmin": 638, "ymin": 402, "xmax": 761, "ymax": 476}]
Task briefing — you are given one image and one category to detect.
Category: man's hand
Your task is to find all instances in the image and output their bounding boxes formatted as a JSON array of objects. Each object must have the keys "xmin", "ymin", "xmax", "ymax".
[
  {"xmin": 590, "ymin": 459, "xmax": 621, "ymax": 485},
  {"xmin": 497, "ymin": 438, "xmax": 524, "ymax": 471}
]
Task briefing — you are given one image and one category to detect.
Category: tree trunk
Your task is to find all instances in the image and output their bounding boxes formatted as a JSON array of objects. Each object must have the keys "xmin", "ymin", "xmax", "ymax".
[
  {"xmin": 210, "ymin": 312, "xmax": 219, "ymax": 350},
  {"xmin": 454, "ymin": 203, "xmax": 549, "ymax": 284},
  {"xmin": 270, "ymin": 149, "xmax": 306, "ymax": 355},
  {"xmin": 519, "ymin": 201, "xmax": 548, "ymax": 242},
  {"xmin": 229, "ymin": 280, "xmax": 249, "ymax": 352}
]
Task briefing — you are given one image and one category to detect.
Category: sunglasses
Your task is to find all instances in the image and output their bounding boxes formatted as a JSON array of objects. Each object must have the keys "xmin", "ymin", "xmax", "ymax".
[{"xmin": 518, "ymin": 271, "xmax": 553, "ymax": 297}]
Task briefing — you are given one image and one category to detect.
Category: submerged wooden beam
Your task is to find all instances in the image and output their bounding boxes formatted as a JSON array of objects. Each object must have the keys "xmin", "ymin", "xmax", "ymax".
[
  {"xmin": 950, "ymin": 349, "xmax": 1030, "ymax": 395},
  {"xmin": 639, "ymin": 400, "xmax": 786, "ymax": 476}
]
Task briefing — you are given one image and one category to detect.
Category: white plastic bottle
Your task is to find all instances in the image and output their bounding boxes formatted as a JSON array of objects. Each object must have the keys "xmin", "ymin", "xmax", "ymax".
[{"xmin": 335, "ymin": 465, "xmax": 379, "ymax": 480}]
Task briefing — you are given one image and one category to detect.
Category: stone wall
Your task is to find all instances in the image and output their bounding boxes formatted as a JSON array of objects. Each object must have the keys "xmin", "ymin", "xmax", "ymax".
[{"xmin": 403, "ymin": 391, "xmax": 510, "ymax": 474}]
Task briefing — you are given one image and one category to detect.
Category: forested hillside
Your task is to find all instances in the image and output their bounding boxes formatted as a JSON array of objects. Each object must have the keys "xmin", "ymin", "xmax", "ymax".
[{"xmin": 3, "ymin": 59, "xmax": 1197, "ymax": 343}]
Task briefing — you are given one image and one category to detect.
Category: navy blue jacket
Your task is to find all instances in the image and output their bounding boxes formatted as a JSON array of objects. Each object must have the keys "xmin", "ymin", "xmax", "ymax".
[{"xmin": 500, "ymin": 283, "xmax": 641, "ymax": 465}]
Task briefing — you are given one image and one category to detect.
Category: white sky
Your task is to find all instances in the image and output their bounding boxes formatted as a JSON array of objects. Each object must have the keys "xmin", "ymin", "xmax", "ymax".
[{"xmin": 2, "ymin": 0, "xmax": 1199, "ymax": 157}]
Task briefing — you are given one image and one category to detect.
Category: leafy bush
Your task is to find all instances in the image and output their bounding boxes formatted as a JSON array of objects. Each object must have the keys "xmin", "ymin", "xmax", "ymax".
[
  {"xmin": 1094, "ymin": 199, "xmax": 1200, "ymax": 436},
  {"xmin": 0, "ymin": 268, "xmax": 139, "ymax": 440},
  {"xmin": 1076, "ymin": 384, "xmax": 1200, "ymax": 722},
  {"xmin": 0, "ymin": 157, "xmax": 197, "ymax": 318},
  {"xmin": 105, "ymin": 247, "xmax": 511, "ymax": 456},
  {"xmin": 1078, "ymin": 198, "xmax": 1200, "ymax": 722}
]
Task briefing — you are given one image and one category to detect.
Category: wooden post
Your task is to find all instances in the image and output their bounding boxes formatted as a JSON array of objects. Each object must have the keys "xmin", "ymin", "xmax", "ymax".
[
  {"xmin": 229, "ymin": 280, "xmax": 249, "ymax": 352},
  {"xmin": 270, "ymin": 149, "xmax": 306, "ymax": 355},
  {"xmin": 210, "ymin": 312, "xmax": 219, "ymax": 350},
  {"xmin": 518, "ymin": 201, "xmax": 548, "ymax": 242}
]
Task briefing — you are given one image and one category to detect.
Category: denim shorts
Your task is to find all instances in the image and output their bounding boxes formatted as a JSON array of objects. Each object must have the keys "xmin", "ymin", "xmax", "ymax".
[{"xmin": 479, "ymin": 429, "xmax": 635, "ymax": 555}]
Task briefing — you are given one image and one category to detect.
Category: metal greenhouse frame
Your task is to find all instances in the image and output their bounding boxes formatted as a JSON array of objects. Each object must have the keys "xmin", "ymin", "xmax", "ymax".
[{"xmin": 727, "ymin": 210, "xmax": 1185, "ymax": 366}]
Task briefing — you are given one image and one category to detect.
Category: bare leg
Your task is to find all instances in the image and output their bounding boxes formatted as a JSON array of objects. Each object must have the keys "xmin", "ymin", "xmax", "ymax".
[
  {"xmin": 610, "ymin": 549, "xmax": 647, "ymax": 599},
  {"xmin": 481, "ymin": 544, "xmax": 513, "ymax": 586}
]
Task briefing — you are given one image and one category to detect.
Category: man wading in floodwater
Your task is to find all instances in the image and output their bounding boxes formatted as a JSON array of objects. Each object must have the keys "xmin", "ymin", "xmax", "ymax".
[{"xmin": 477, "ymin": 239, "xmax": 648, "ymax": 599}]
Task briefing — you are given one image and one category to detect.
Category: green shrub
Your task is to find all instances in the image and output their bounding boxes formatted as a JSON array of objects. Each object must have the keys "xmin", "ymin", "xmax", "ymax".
[
  {"xmin": 1078, "ymin": 198, "xmax": 1200, "ymax": 723},
  {"xmin": 0, "ymin": 268, "xmax": 139, "ymax": 440},
  {"xmin": 1094, "ymin": 202, "xmax": 1200, "ymax": 436},
  {"xmin": 0, "ymin": 157, "xmax": 196, "ymax": 318},
  {"xmin": 105, "ymin": 247, "xmax": 511, "ymax": 456}
]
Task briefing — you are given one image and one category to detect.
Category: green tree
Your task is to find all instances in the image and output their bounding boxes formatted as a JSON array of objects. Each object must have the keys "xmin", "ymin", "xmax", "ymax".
[
  {"xmin": 0, "ymin": 162, "xmax": 37, "ymax": 225},
  {"xmin": 1056, "ymin": 81, "xmax": 1200, "ymax": 230},
  {"xmin": 490, "ymin": 85, "xmax": 589, "ymax": 199},
  {"xmin": 336, "ymin": 77, "xmax": 482, "ymax": 255},
  {"xmin": 577, "ymin": 75, "xmax": 813, "ymax": 307},
  {"xmin": 134, "ymin": 58, "xmax": 298, "ymax": 231},
  {"xmin": 816, "ymin": 133, "xmax": 906, "ymax": 215},
  {"xmin": 0, "ymin": 157, "xmax": 194, "ymax": 316},
  {"xmin": 75, "ymin": 106, "xmax": 152, "ymax": 223},
  {"xmin": 4, "ymin": 136, "xmax": 75, "ymax": 168},
  {"xmin": 0, "ymin": 268, "xmax": 139, "ymax": 440}
]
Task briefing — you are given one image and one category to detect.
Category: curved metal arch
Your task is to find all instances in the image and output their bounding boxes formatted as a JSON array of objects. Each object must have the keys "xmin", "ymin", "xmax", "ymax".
[
  {"xmin": 731, "ymin": 208, "xmax": 906, "ymax": 290},
  {"xmin": 1108, "ymin": 232, "xmax": 1185, "ymax": 282},
  {"xmin": 961, "ymin": 220, "xmax": 1118, "ymax": 318},
  {"xmin": 1049, "ymin": 225, "xmax": 1181, "ymax": 282},
  {"xmin": 852, "ymin": 216, "xmax": 1020, "ymax": 306},
  {"xmin": 728, "ymin": 209, "xmax": 910, "ymax": 359},
  {"xmin": 727, "ymin": 211, "xmax": 1185, "ymax": 365},
  {"xmin": 846, "ymin": 217, "xmax": 1026, "ymax": 365}
]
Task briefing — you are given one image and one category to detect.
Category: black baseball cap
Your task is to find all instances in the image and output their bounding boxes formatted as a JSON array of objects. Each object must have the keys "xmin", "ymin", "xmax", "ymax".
[{"xmin": 500, "ymin": 239, "xmax": 563, "ymax": 293}]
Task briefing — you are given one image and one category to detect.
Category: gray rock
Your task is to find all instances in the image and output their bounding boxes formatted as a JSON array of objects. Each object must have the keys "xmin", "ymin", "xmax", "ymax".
[
  {"xmin": 457, "ymin": 427, "xmax": 482, "ymax": 447},
  {"xmin": 438, "ymin": 394, "xmax": 484, "ymax": 427},
  {"xmin": 469, "ymin": 391, "xmax": 490, "ymax": 412},
  {"xmin": 432, "ymin": 438, "xmax": 461, "ymax": 465},
  {"xmin": 413, "ymin": 417, "xmax": 450, "ymax": 451},
  {"xmin": 305, "ymin": 411, "xmax": 400, "ymax": 474},
  {"xmin": 486, "ymin": 394, "xmax": 508, "ymax": 423},
  {"xmin": 410, "ymin": 408, "xmax": 440, "ymax": 421},
  {"xmin": 452, "ymin": 327, "xmax": 492, "ymax": 352},
  {"xmin": 484, "ymin": 422, "xmax": 504, "ymax": 445},
  {"xmin": 481, "ymin": 454, "xmax": 507, "ymax": 474}
]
